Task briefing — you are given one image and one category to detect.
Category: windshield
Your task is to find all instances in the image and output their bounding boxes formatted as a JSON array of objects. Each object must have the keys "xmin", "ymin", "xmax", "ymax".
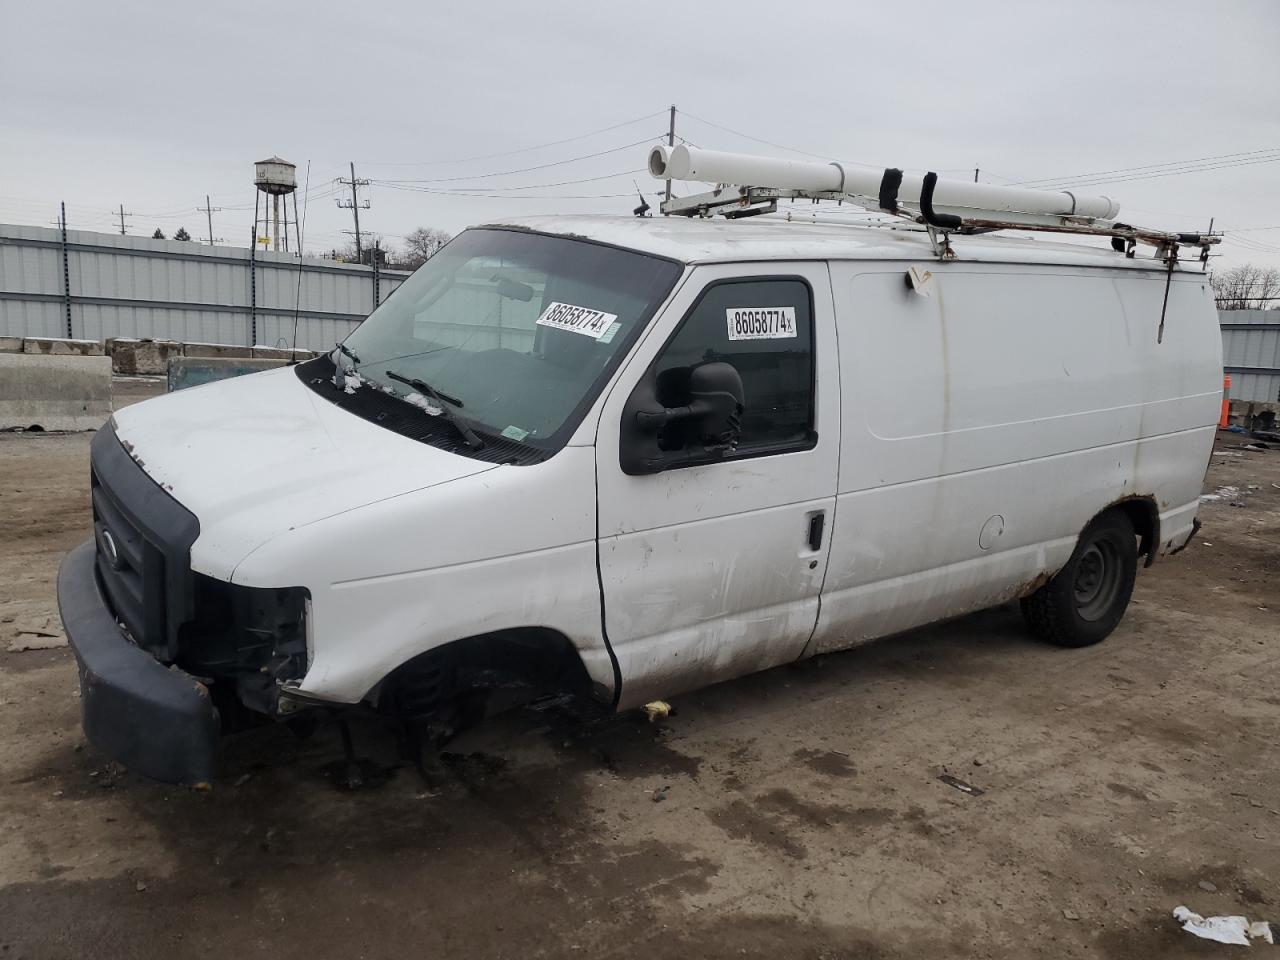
[{"xmin": 342, "ymin": 228, "xmax": 682, "ymax": 450}]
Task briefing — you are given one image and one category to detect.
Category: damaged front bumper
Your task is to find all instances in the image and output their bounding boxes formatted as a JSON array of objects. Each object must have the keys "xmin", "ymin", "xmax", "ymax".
[{"xmin": 57, "ymin": 540, "xmax": 219, "ymax": 786}]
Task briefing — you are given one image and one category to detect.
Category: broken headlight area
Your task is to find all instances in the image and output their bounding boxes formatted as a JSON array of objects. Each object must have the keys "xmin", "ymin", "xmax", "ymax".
[{"xmin": 174, "ymin": 575, "xmax": 309, "ymax": 722}]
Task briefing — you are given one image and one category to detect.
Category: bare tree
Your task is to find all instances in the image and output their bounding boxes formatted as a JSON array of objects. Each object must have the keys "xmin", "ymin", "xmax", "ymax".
[
  {"xmin": 335, "ymin": 228, "xmax": 450, "ymax": 269},
  {"xmin": 397, "ymin": 227, "xmax": 452, "ymax": 270},
  {"xmin": 1211, "ymin": 263, "xmax": 1280, "ymax": 310}
]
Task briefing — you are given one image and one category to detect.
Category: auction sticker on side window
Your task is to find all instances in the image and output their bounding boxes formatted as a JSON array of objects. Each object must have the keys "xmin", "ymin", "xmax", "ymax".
[
  {"xmin": 726, "ymin": 306, "xmax": 797, "ymax": 341},
  {"xmin": 535, "ymin": 301, "xmax": 618, "ymax": 339}
]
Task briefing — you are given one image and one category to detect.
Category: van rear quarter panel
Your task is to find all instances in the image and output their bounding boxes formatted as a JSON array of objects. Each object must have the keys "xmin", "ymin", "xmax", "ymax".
[{"xmin": 809, "ymin": 263, "xmax": 1220, "ymax": 653}]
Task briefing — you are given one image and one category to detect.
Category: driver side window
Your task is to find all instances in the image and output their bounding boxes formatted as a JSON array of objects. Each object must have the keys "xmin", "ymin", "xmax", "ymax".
[{"xmin": 653, "ymin": 277, "xmax": 815, "ymax": 454}]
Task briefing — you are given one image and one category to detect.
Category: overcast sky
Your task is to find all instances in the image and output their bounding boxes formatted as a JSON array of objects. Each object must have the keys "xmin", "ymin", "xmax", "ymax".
[{"xmin": 3, "ymin": 0, "xmax": 1278, "ymax": 268}]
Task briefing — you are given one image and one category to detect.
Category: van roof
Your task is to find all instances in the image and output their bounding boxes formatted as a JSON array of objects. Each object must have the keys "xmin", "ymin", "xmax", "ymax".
[{"xmin": 481, "ymin": 214, "xmax": 1196, "ymax": 274}]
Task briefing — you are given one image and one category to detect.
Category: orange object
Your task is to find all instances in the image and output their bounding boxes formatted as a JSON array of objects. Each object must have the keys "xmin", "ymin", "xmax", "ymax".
[{"xmin": 1220, "ymin": 374, "xmax": 1231, "ymax": 429}]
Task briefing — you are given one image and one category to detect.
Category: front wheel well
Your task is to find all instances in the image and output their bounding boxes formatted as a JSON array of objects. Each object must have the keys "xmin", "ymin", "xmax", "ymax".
[
  {"xmin": 371, "ymin": 627, "xmax": 595, "ymax": 720},
  {"xmin": 1107, "ymin": 497, "xmax": 1160, "ymax": 567}
]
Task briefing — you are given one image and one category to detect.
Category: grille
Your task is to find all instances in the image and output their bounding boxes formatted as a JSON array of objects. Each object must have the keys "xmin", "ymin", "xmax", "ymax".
[
  {"xmin": 92, "ymin": 475, "xmax": 162, "ymax": 649},
  {"xmin": 89, "ymin": 426, "xmax": 200, "ymax": 659}
]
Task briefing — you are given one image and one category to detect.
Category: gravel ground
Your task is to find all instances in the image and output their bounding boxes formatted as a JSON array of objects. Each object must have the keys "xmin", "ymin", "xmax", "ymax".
[{"xmin": 1, "ymin": 408, "xmax": 1277, "ymax": 959}]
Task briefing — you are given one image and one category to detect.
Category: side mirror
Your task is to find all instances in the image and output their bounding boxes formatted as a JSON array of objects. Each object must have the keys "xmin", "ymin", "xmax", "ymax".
[{"xmin": 620, "ymin": 361, "xmax": 745, "ymax": 475}]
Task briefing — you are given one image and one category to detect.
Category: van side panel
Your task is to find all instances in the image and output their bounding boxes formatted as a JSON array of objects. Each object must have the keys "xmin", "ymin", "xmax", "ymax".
[{"xmin": 808, "ymin": 265, "xmax": 1219, "ymax": 654}]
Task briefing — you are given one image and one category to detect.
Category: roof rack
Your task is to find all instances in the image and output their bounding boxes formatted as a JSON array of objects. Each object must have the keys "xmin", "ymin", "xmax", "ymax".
[{"xmin": 648, "ymin": 145, "xmax": 1220, "ymax": 266}]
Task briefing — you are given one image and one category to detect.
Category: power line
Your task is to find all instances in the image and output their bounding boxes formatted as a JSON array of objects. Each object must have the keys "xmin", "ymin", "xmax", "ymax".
[
  {"xmin": 677, "ymin": 109, "xmax": 875, "ymax": 167},
  {"xmin": 1026, "ymin": 156, "xmax": 1280, "ymax": 190},
  {"xmin": 376, "ymin": 168, "xmax": 644, "ymax": 193},
  {"xmin": 1226, "ymin": 236, "xmax": 1280, "ymax": 255},
  {"xmin": 1074, "ymin": 156, "xmax": 1280, "ymax": 188},
  {"xmin": 1015, "ymin": 146, "xmax": 1280, "ymax": 186},
  {"xmin": 1014, "ymin": 148, "xmax": 1280, "ymax": 188},
  {"xmin": 378, "ymin": 183, "xmax": 641, "ymax": 201},
  {"xmin": 1226, "ymin": 230, "xmax": 1280, "ymax": 244},
  {"xmin": 356, "ymin": 109, "xmax": 667, "ymax": 167},
  {"xmin": 1223, "ymin": 224, "xmax": 1280, "ymax": 233},
  {"xmin": 969, "ymin": 169, "xmax": 1026, "ymax": 184},
  {"xmin": 373, "ymin": 136, "xmax": 664, "ymax": 185}
]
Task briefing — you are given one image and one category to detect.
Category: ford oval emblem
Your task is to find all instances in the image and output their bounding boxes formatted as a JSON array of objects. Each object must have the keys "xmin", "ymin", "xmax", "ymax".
[{"xmin": 99, "ymin": 528, "xmax": 123, "ymax": 570}]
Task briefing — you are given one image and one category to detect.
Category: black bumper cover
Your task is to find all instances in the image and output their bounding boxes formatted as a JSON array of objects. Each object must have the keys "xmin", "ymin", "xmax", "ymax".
[{"xmin": 57, "ymin": 540, "xmax": 219, "ymax": 785}]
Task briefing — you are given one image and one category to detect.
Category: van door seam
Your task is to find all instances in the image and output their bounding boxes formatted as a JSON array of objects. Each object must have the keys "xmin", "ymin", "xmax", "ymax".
[
  {"xmin": 798, "ymin": 261, "xmax": 840, "ymax": 661},
  {"xmin": 586, "ymin": 266, "xmax": 698, "ymax": 710},
  {"xmin": 593, "ymin": 447, "xmax": 624, "ymax": 709}
]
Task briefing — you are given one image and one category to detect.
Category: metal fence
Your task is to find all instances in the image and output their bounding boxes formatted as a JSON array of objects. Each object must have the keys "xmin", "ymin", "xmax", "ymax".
[
  {"xmin": 0, "ymin": 223, "xmax": 410, "ymax": 352},
  {"xmin": 1221, "ymin": 309, "xmax": 1280, "ymax": 404},
  {"xmin": 5, "ymin": 222, "xmax": 1277, "ymax": 403}
]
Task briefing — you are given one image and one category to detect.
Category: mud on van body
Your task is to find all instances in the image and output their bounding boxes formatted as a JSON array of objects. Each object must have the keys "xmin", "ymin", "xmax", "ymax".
[{"xmin": 57, "ymin": 215, "xmax": 1221, "ymax": 785}]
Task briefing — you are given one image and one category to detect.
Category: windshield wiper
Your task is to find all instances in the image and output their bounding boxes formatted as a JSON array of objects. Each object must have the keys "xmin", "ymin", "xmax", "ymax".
[
  {"xmin": 331, "ymin": 341, "xmax": 361, "ymax": 388},
  {"xmin": 385, "ymin": 369, "xmax": 464, "ymax": 407},
  {"xmin": 384, "ymin": 369, "xmax": 484, "ymax": 450}
]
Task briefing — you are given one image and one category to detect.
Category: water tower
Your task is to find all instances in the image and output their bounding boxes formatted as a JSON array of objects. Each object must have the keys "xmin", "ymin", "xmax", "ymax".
[{"xmin": 253, "ymin": 156, "xmax": 298, "ymax": 253}]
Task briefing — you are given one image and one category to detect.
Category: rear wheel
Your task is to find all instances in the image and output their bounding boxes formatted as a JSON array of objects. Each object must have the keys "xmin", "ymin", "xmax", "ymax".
[{"xmin": 1021, "ymin": 511, "xmax": 1138, "ymax": 648}]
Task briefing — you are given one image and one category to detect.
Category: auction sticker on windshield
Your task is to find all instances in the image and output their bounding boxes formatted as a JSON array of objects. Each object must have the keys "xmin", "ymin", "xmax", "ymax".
[
  {"xmin": 726, "ymin": 306, "xmax": 797, "ymax": 341},
  {"xmin": 535, "ymin": 301, "xmax": 619, "ymax": 340}
]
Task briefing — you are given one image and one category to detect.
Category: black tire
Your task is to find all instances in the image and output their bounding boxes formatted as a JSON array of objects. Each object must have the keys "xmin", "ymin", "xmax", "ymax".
[{"xmin": 1021, "ymin": 511, "xmax": 1138, "ymax": 648}]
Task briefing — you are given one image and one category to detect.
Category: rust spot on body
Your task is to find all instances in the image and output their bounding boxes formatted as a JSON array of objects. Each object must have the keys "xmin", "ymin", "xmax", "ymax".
[{"xmin": 1015, "ymin": 570, "xmax": 1053, "ymax": 598}]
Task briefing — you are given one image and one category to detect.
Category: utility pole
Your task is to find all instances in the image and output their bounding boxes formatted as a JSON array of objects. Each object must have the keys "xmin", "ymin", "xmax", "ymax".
[
  {"xmin": 663, "ymin": 104, "xmax": 676, "ymax": 211},
  {"xmin": 197, "ymin": 195, "xmax": 223, "ymax": 246},
  {"xmin": 116, "ymin": 203, "xmax": 133, "ymax": 235},
  {"xmin": 974, "ymin": 167, "xmax": 980, "ymax": 183},
  {"xmin": 59, "ymin": 203, "xmax": 72, "ymax": 338},
  {"xmin": 337, "ymin": 161, "xmax": 370, "ymax": 261}
]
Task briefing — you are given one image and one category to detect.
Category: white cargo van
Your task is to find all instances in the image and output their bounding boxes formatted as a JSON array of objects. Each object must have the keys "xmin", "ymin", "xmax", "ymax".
[{"xmin": 57, "ymin": 148, "xmax": 1222, "ymax": 784}]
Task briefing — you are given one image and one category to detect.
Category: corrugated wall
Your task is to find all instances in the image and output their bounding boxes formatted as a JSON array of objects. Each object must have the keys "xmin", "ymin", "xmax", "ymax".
[
  {"xmin": 1220, "ymin": 309, "xmax": 1280, "ymax": 403},
  {"xmin": 0, "ymin": 223, "xmax": 409, "ymax": 351},
  {"xmin": 7, "ymin": 223, "xmax": 1277, "ymax": 403}
]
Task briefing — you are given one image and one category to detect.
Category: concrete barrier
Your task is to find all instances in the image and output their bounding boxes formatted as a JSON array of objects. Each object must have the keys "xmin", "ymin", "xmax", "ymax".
[
  {"xmin": 184, "ymin": 342, "xmax": 254, "ymax": 360},
  {"xmin": 110, "ymin": 338, "xmax": 183, "ymax": 375},
  {"xmin": 22, "ymin": 337, "xmax": 105, "ymax": 356},
  {"xmin": 105, "ymin": 338, "xmax": 319, "ymax": 374},
  {"xmin": 166, "ymin": 356, "xmax": 290, "ymax": 392},
  {"xmin": 1, "ymin": 337, "xmax": 319, "ymax": 375},
  {"xmin": 252, "ymin": 345, "xmax": 316, "ymax": 361},
  {"xmin": 0, "ymin": 353, "xmax": 112, "ymax": 431}
]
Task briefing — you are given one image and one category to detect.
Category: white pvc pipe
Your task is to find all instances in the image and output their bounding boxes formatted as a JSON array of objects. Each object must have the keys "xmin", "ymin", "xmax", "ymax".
[
  {"xmin": 650, "ymin": 144, "xmax": 1120, "ymax": 221},
  {"xmin": 647, "ymin": 144, "xmax": 674, "ymax": 178}
]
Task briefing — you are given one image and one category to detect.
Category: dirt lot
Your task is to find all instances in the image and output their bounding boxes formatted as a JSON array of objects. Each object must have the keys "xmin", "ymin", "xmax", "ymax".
[{"xmin": 1, "ymin": 405, "xmax": 1277, "ymax": 959}]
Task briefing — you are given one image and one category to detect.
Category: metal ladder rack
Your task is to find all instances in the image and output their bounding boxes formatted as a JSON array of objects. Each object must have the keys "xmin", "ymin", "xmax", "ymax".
[{"xmin": 649, "ymin": 145, "xmax": 1221, "ymax": 267}]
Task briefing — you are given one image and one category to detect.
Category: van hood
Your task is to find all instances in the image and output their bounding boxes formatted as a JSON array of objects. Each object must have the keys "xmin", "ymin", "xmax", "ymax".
[{"xmin": 111, "ymin": 365, "xmax": 498, "ymax": 580}]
